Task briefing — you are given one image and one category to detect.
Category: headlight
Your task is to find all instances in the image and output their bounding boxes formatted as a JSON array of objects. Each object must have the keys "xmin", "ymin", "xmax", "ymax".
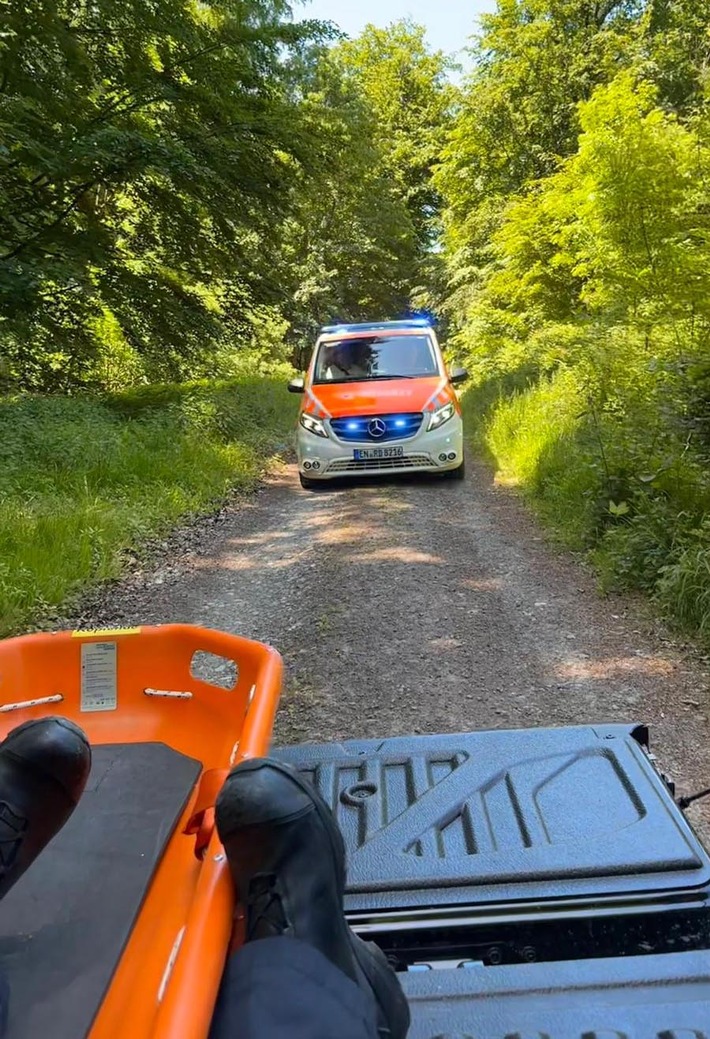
[
  {"xmin": 300, "ymin": 412, "xmax": 328, "ymax": 438},
  {"xmin": 427, "ymin": 402, "xmax": 455, "ymax": 431}
]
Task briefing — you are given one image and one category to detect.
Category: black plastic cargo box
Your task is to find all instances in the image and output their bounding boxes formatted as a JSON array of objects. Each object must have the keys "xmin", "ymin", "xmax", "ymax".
[
  {"xmin": 399, "ymin": 948, "xmax": 710, "ymax": 1039},
  {"xmin": 276, "ymin": 724, "xmax": 710, "ymax": 968}
]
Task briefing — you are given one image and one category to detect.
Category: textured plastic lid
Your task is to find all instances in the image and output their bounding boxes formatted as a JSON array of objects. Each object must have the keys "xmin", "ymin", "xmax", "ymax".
[
  {"xmin": 401, "ymin": 948, "xmax": 710, "ymax": 1039},
  {"xmin": 275, "ymin": 724, "xmax": 710, "ymax": 913}
]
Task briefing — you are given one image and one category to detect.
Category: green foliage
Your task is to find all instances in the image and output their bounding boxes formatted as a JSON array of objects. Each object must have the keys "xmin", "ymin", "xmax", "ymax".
[
  {"xmin": 462, "ymin": 369, "xmax": 602, "ymax": 546},
  {"xmin": 0, "ymin": 379, "xmax": 298, "ymax": 635},
  {"xmin": 435, "ymin": 0, "xmax": 643, "ymax": 267},
  {"xmin": 1, "ymin": 5, "xmax": 451, "ymax": 388},
  {"xmin": 0, "ymin": 6, "xmax": 459, "ymax": 632},
  {"xmin": 656, "ymin": 521, "xmax": 710, "ymax": 639},
  {"xmin": 276, "ymin": 21, "xmax": 457, "ymax": 353},
  {"xmin": 278, "ymin": 41, "xmax": 419, "ymax": 352},
  {"xmin": 461, "ymin": 365, "xmax": 710, "ymax": 612},
  {"xmin": 13, "ymin": 0, "xmax": 710, "ymax": 645},
  {"xmin": 437, "ymin": 1, "xmax": 710, "ymax": 643},
  {"xmin": 336, "ymin": 21, "xmax": 456, "ymax": 249},
  {"xmin": 0, "ymin": 0, "xmax": 337, "ymax": 389},
  {"xmin": 644, "ymin": 0, "xmax": 710, "ymax": 112}
]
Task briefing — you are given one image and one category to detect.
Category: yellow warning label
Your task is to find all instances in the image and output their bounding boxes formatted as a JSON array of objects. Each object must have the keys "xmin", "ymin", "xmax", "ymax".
[{"xmin": 72, "ymin": 627, "xmax": 141, "ymax": 638}]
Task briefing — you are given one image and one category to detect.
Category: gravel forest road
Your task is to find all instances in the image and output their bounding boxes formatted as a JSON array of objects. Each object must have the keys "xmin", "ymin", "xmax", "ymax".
[{"xmin": 74, "ymin": 458, "xmax": 710, "ymax": 843}]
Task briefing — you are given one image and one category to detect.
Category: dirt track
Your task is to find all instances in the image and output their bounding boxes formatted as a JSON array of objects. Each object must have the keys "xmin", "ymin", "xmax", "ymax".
[{"xmin": 71, "ymin": 459, "xmax": 710, "ymax": 843}]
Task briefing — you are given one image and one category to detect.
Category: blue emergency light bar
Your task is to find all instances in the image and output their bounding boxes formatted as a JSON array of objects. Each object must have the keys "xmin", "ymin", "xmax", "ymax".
[{"xmin": 319, "ymin": 319, "xmax": 432, "ymax": 334}]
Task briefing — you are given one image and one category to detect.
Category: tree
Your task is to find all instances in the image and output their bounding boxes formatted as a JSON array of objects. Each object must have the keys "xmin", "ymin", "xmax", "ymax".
[
  {"xmin": 478, "ymin": 72, "xmax": 710, "ymax": 354},
  {"xmin": 277, "ymin": 43, "xmax": 418, "ymax": 356},
  {"xmin": 644, "ymin": 0, "xmax": 710, "ymax": 112},
  {"xmin": 335, "ymin": 21, "xmax": 456, "ymax": 251},
  {"xmin": 436, "ymin": 0, "xmax": 643, "ymax": 263},
  {"xmin": 0, "ymin": 0, "xmax": 330, "ymax": 388}
]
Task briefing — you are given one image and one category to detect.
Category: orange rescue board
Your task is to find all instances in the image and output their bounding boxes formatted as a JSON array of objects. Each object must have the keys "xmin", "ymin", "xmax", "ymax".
[{"xmin": 0, "ymin": 624, "xmax": 283, "ymax": 1039}]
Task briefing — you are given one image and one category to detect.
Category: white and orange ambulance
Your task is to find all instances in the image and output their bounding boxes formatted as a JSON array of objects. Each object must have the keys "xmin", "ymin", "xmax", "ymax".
[{"xmin": 289, "ymin": 320, "xmax": 467, "ymax": 489}]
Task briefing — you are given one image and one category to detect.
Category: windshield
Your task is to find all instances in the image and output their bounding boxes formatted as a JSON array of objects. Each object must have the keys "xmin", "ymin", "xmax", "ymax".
[{"xmin": 313, "ymin": 334, "xmax": 439, "ymax": 384}]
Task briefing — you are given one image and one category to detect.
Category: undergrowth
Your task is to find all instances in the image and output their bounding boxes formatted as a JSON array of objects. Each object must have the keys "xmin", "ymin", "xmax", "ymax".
[
  {"xmin": 0, "ymin": 378, "xmax": 298, "ymax": 636},
  {"xmin": 462, "ymin": 368, "xmax": 710, "ymax": 645}
]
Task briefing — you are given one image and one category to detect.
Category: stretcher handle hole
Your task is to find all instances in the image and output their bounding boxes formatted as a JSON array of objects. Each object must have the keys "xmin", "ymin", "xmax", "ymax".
[
  {"xmin": 190, "ymin": 651, "xmax": 238, "ymax": 690},
  {"xmin": 341, "ymin": 782, "xmax": 378, "ymax": 805}
]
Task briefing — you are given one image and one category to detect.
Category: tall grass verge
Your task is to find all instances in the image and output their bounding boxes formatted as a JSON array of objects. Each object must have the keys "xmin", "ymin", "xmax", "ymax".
[
  {"xmin": 0, "ymin": 378, "xmax": 298, "ymax": 635},
  {"xmin": 462, "ymin": 368, "xmax": 710, "ymax": 644}
]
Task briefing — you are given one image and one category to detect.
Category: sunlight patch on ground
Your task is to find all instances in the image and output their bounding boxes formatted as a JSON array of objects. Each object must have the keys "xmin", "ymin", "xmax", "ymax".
[
  {"xmin": 197, "ymin": 544, "xmax": 312, "ymax": 571},
  {"xmin": 368, "ymin": 496, "xmax": 412, "ymax": 513},
  {"xmin": 555, "ymin": 656, "xmax": 676, "ymax": 681},
  {"xmin": 348, "ymin": 547, "xmax": 444, "ymax": 564},
  {"xmin": 462, "ymin": 577, "xmax": 504, "ymax": 592},
  {"xmin": 228, "ymin": 531, "xmax": 291, "ymax": 547},
  {"xmin": 317, "ymin": 524, "xmax": 375, "ymax": 544},
  {"xmin": 493, "ymin": 472, "xmax": 520, "ymax": 487},
  {"xmin": 303, "ymin": 511, "xmax": 337, "ymax": 528}
]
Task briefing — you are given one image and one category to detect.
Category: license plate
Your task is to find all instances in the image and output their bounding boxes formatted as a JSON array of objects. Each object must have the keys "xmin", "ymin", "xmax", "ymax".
[{"xmin": 353, "ymin": 446, "xmax": 404, "ymax": 460}]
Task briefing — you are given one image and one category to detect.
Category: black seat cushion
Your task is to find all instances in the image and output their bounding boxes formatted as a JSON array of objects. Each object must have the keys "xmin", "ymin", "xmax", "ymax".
[{"xmin": 0, "ymin": 742, "xmax": 202, "ymax": 1039}]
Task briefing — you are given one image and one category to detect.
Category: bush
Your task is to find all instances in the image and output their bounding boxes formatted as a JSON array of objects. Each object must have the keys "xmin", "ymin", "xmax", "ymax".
[
  {"xmin": 463, "ymin": 368, "xmax": 601, "ymax": 546},
  {"xmin": 593, "ymin": 499, "xmax": 694, "ymax": 592},
  {"xmin": 462, "ymin": 364, "xmax": 710, "ymax": 642},
  {"xmin": 0, "ymin": 378, "xmax": 298, "ymax": 636},
  {"xmin": 443, "ymin": 65, "xmax": 710, "ymax": 648},
  {"xmin": 656, "ymin": 523, "xmax": 710, "ymax": 639}
]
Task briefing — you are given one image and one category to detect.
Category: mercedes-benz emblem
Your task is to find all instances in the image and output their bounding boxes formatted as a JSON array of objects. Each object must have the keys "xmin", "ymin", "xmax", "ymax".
[{"xmin": 368, "ymin": 418, "xmax": 387, "ymax": 438}]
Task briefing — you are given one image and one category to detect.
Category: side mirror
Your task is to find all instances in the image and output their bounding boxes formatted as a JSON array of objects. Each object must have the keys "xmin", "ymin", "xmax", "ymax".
[
  {"xmin": 449, "ymin": 367, "xmax": 468, "ymax": 386},
  {"xmin": 288, "ymin": 377, "xmax": 305, "ymax": 393}
]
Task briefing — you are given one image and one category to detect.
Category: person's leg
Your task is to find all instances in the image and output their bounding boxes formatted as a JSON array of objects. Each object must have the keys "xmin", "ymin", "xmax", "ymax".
[
  {"xmin": 0, "ymin": 717, "xmax": 91, "ymax": 1033},
  {"xmin": 209, "ymin": 938, "xmax": 377, "ymax": 1039},
  {"xmin": 212, "ymin": 757, "xmax": 410, "ymax": 1039}
]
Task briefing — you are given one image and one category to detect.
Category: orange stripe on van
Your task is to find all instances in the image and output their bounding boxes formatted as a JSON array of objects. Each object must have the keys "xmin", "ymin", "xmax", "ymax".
[
  {"xmin": 423, "ymin": 378, "xmax": 450, "ymax": 412},
  {"xmin": 305, "ymin": 388, "xmax": 331, "ymax": 419}
]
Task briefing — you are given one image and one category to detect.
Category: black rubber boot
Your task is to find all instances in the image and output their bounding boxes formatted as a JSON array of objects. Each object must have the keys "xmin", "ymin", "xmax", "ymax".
[
  {"xmin": 216, "ymin": 757, "xmax": 410, "ymax": 1039},
  {"xmin": 0, "ymin": 717, "xmax": 91, "ymax": 900}
]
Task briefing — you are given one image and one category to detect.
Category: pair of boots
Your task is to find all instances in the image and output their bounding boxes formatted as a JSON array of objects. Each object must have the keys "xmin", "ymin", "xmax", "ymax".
[{"xmin": 0, "ymin": 718, "xmax": 409, "ymax": 1038}]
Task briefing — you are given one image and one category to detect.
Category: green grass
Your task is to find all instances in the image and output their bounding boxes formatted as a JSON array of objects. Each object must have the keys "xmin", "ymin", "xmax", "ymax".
[
  {"xmin": 0, "ymin": 379, "xmax": 298, "ymax": 636},
  {"xmin": 462, "ymin": 369, "xmax": 600, "ymax": 547},
  {"xmin": 461, "ymin": 367, "xmax": 710, "ymax": 645}
]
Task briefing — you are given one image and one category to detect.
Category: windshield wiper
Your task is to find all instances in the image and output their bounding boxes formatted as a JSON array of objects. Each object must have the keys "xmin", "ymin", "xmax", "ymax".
[{"xmin": 313, "ymin": 373, "xmax": 425, "ymax": 384}]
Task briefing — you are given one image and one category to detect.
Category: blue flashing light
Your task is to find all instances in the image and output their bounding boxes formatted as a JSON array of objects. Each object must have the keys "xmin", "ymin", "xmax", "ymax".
[
  {"xmin": 402, "ymin": 308, "xmax": 438, "ymax": 328},
  {"xmin": 330, "ymin": 412, "xmax": 424, "ymax": 443},
  {"xmin": 320, "ymin": 319, "xmax": 433, "ymax": 334}
]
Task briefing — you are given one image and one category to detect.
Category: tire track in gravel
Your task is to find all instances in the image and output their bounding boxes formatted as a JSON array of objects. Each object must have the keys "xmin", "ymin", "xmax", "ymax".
[{"xmin": 71, "ymin": 459, "xmax": 710, "ymax": 844}]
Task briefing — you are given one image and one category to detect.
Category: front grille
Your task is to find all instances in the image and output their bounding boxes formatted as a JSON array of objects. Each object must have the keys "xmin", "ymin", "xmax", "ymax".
[
  {"xmin": 330, "ymin": 413, "xmax": 423, "ymax": 443},
  {"xmin": 328, "ymin": 454, "xmax": 435, "ymax": 473}
]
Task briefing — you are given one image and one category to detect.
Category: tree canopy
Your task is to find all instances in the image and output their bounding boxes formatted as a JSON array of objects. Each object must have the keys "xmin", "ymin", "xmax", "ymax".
[
  {"xmin": 5, "ymin": 0, "xmax": 710, "ymax": 404},
  {"xmin": 435, "ymin": 0, "xmax": 710, "ymax": 382},
  {"xmin": 0, "ymin": 5, "xmax": 447, "ymax": 389}
]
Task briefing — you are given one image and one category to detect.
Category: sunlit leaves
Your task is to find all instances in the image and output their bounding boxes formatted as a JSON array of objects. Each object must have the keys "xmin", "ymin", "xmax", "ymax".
[
  {"xmin": 336, "ymin": 21, "xmax": 456, "ymax": 250},
  {"xmin": 437, "ymin": 0, "xmax": 710, "ymax": 390},
  {"xmin": 0, "ymin": 0, "xmax": 330, "ymax": 388}
]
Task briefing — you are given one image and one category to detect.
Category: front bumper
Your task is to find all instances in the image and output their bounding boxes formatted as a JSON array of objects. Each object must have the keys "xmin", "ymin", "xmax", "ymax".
[{"xmin": 296, "ymin": 415, "xmax": 464, "ymax": 480}]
